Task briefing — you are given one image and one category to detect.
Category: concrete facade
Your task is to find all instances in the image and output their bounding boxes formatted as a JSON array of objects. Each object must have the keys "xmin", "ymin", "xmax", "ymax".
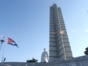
[
  {"xmin": 49, "ymin": 4, "xmax": 73, "ymax": 61},
  {"xmin": 1, "ymin": 55, "xmax": 88, "ymax": 66}
]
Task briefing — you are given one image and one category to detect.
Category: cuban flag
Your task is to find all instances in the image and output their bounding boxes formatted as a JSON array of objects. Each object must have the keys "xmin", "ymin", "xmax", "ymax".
[{"xmin": 7, "ymin": 37, "xmax": 18, "ymax": 48}]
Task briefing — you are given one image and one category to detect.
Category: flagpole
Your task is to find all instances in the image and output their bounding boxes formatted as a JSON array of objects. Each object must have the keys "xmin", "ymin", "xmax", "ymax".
[
  {"xmin": 0, "ymin": 44, "xmax": 2, "ymax": 52},
  {"xmin": 0, "ymin": 36, "xmax": 5, "ymax": 52},
  {"xmin": 1, "ymin": 38, "xmax": 7, "ymax": 62}
]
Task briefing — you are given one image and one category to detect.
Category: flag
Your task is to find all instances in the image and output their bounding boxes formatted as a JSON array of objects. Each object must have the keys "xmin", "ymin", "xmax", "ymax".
[{"xmin": 7, "ymin": 37, "xmax": 18, "ymax": 48}]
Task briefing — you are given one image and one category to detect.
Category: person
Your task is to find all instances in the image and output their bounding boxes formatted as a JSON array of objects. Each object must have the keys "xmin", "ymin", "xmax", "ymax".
[{"xmin": 41, "ymin": 48, "xmax": 49, "ymax": 63}]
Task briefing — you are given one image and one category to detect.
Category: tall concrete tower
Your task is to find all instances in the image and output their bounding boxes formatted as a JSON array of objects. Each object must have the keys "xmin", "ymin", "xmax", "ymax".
[{"xmin": 49, "ymin": 4, "xmax": 73, "ymax": 61}]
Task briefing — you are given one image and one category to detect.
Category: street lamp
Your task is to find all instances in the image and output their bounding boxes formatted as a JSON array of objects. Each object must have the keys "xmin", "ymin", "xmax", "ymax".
[{"xmin": 0, "ymin": 35, "xmax": 5, "ymax": 51}]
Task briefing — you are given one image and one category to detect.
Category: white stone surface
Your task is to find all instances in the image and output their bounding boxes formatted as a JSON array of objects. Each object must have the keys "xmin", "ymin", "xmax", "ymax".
[
  {"xmin": 50, "ymin": 52, "xmax": 57, "ymax": 56},
  {"xmin": 41, "ymin": 48, "xmax": 49, "ymax": 63},
  {"xmin": 49, "ymin": 42, "xmax": 56, "ymax": 46},
  {"xmin": 50, "ymin": 47, "xmax": 57, "ymax": 51}
]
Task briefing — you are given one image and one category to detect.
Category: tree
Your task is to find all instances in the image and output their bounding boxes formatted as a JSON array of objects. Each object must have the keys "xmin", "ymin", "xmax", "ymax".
[
  {"xmin": 26, "ymin": 58, "xmax": 38, "ymax": 63},
  {"xmin": 84, "ymin": 47, "xmax": 88, "ymax": 55}
]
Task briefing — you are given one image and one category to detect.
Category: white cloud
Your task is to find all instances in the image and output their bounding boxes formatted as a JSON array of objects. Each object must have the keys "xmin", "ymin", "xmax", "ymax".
[{"xmin": 85, "ymin": 29, "xmax": 88, "ymax": 32}]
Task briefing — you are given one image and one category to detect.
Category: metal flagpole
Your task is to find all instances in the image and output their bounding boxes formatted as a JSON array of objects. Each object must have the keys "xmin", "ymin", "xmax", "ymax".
[
  {"xmin": 0, "ymin": 44, "xmax": 2, "ymax": 51},
  {"xmin": 0, "ymin": 44, "xmax": 2, "ymax": 52},
  {"xmin": 0, "ymin": 35, "xmax": 4, "ymax": 52},
  {"xmin": 1, "ymin": 38, "xmax": 7, "ymax": 62}
]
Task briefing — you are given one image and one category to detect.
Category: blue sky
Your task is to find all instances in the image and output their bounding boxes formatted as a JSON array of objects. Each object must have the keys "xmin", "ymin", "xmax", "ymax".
[{"xmin": 0, "ymin": 0, "xmax": 88, "ymax": 62}]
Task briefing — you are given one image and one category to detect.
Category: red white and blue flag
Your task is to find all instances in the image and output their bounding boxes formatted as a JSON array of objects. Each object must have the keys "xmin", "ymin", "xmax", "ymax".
[{"xmin": 7, "ymin": 37, "xmax": 18, "ymax": 48}]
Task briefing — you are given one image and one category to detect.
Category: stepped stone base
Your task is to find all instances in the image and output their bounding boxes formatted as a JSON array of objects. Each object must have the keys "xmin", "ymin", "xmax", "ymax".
[{"xmin": 0, "ymin": 55, "xmax": 88, "ymax": 66}]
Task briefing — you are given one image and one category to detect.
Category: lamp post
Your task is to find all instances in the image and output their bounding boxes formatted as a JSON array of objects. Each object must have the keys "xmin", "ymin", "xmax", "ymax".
[{"xmin": 0, "ymin": 35, "xmax": 5, "ymax": 51}]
